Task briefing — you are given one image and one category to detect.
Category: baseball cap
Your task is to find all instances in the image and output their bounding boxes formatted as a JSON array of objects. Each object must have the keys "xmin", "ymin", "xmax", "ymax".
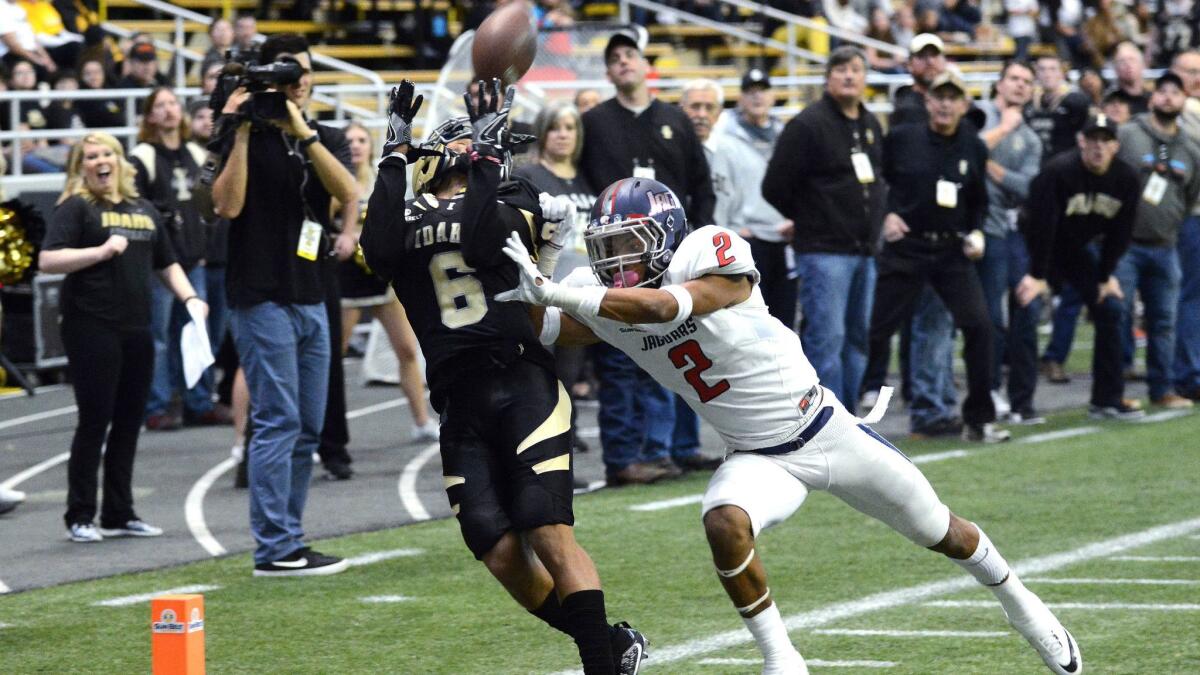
[
  {"xmin": 128, "ymin": 42, "xmax": 157, "ymax": 62},
  {"xmin": 909, "ymin": 33, "xmax": 945, "ymax": 56},
  {"xmin": 1082, "ymin": 114, "xmax": 1118, "ymax": 138},
  {"xmin": 741, "ymin": 68, "xmax": 771, "ymax": 91},
  {"xmin": 604, "ymin": 26, "xmax": 647, "ymax": 62},
  {"xmin": 929, "ymin": 69, "xmax": 967, "ymax": 96},
  {"xmin": 1155, "ymin": 71, "xmax": 1185, "ymax": 91}
]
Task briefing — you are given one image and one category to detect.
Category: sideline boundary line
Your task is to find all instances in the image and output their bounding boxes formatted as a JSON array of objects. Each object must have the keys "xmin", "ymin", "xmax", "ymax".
[
  {"xmin": 552, "ymin": 516, "xmax": 1200, "ymax": 672},
  {"xmin": 0, "ymin": 405, "xmax": 77, "ymax": 432},
  {"xmin": 93, "ymin": 584, "xmax": 222, "ymax": 607},
  {"xmin": 398, "ymin": 443, "xmax": 440, "ymax": 521},
  {"xmin": 926, "ymin": 599, "xmax": 1200, "ymax": 611}
]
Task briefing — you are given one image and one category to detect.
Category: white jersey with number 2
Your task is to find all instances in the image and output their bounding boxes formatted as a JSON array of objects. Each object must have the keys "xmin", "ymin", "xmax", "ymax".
[{"xmin": 563, "ymin": 225, "xmax": 820, "ymax": 451}]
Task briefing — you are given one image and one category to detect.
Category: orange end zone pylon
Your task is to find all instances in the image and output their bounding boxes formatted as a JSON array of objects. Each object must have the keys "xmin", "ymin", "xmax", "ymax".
[{"xmin": 151, "ymin": 594, "xmax": 205, "ymax": 675}]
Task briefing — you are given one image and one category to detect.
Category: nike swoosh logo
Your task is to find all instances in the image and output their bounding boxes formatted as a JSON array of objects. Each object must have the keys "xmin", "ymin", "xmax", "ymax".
[
  {"xmin": 1062, "ymin": 630, "xmax": 1080, "ymax": 673},
  {"xmin": 271, "ymin": 557, "xmax": 309, "ymax": 568}
]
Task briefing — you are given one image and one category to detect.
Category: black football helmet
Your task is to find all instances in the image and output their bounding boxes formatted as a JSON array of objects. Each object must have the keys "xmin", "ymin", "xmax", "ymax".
[
  {"xmin": 585, "ymin": 178, "xmax": 688, "ymax": 289},
  {"xmin": 411, "ymin": 116, "xmax": 472, "ymax": 195}
]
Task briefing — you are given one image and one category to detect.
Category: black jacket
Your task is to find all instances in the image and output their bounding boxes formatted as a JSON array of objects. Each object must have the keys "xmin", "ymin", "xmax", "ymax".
[
  {"xmin": 1022, "ymin": 149, "xmax": 1139, "ymax": 282},
  {"xmin": 763, "ymin": 94, "xmax": 886, "ymax": 255},
  {"xmin": 883, "ymin": 121, "xmax": 989, "ymax": 235},
  {"xmin": 579, "ymin": 98, "xmax": 715, "ymax": 228}
]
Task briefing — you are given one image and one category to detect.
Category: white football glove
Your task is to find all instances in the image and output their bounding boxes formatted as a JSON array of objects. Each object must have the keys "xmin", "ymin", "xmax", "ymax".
[
  {"xmin": 495, "ymin": 232, "xmax": 605, "ymax": 317},
  {"xmin": 536, "ymin": 193, "xmax": 578, "ymax": 277}
]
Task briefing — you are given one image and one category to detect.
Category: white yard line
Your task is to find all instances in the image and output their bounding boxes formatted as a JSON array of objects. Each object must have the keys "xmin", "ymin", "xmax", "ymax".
[
  {"xmin": 630, "ymin": 494, "xmax": 705, "ymax": 512},
  {"xmin": 0, "ymin": 405, "xmax": 76, "ymax": 432},
  {"xmin": 551, "ymin": 516, "xmax": 1200, "ymax": 673},
  {"xmin": 93, "ymin": 584, "xmax": 222, "ymax": 607},
  {"xmin": 1019, "ymin": 427, "xmax": 1099, "ymax": 444},
  {"xmin": 398, "ymin": 442, "xmax": 440, "ymax": 521},
  {"xmin": 1134, "ymin": 410, "xmax": 1193, "ymax": 424},
  {"xmin": 911, "ymin": 449, "xmax": 970, "ymax": 464},
  {"xmin": 183, "ymin": 397, "xmax": 412, "ymax": 558},
  {"xmin": 0, "ymin": 451, "xmax": 70, "ymax": 492},
  {"xmin": 345, "ymin": 548, "xmax": 424, "ymax": 567},
  {"xmin": 184, "ymin": 457, "xmax": 238, "ymax": 557},
  {"xmin": 925, "ymin": 600, "xmax": 1200, "ymax": 611},
  {"xmin": 698, "ymin": 657, "xmax": 897, "ymax": 668},
  {"xmin": 812, "ymin": 628, "xmax": 1008, "ymax": 638},
  {"xmin": 1110, "ymin": 555, "xmax": 1200, "ymax": 562},
  {"xmin": 359, "ymin": 595, "xmax": 414, "ymax": 603},
  {"xmin": 1025, "ymin": 577, "xmax": 1200, "ymax": 586}
]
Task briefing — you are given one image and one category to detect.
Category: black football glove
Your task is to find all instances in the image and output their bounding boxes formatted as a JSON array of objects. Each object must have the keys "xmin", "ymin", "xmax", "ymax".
[
  {"xmin": 382, "ymin": 80, "xmax": 429, "ymax": 159},
  {"xmin": 463, "ymin": 78, "xmax": 534, "ymax": 153}
]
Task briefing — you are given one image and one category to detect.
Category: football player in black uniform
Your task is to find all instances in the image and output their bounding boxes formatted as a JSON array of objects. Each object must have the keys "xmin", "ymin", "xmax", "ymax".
[{"xmin": 360, "ymin": 80, "xmax": 646, "ymax": 675}]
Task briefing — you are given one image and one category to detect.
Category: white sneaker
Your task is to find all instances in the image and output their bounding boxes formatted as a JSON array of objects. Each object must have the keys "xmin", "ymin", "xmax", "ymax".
[
  {"xmin": 962, "ymin": 422, "xmax": 1012, "ymax": 443},
  {"xmin": 99, "ymin": 519, "xmax": 163, "ymax": 538},
  {"xmin": 411, "ymin": 419, "xmax": 439, "ymax": 443},
  {"xmin": 67, "ymin": 523, "xmax": 104, "ymax": 543},
  {"xmin": 859, "ymin": 390, "xmax": 879, "ymax": 411},
  {"xmin": 991, "ymin": 389, "xmax": 1012, "ymax": 418},
  {"xmin": 1011, "ymin": 611, "xmax": 1082, "ymax": 674},
  {"xmin": 0, "ymin": 487, "xmax": 25, "ymax": 515}
]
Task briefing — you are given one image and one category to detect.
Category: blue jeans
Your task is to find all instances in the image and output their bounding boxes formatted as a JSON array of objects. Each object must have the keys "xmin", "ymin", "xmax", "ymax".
[
  {"xmin": 146, "ymin": 265, "xmax": 212, "ymax": 417},
  {"xmin": 795, "ymin": 253, "xmax": 875, "ymax": 411},
  {"xmin": 593, "ymin": 343, "xmax": 675, "ymax": 472},
  {"xmin": 1116, "ymin": 244, "xmax": 1183, "ymax": 400},
  {"xmin": 1175, "ymin": 216, "xmax": 1200, "ymax": 392},
  {"xmin": 909, "ymin": 286, "xmax": 957, "ymax": 430},
  {"xmin": 1043, "ymin": 283, "xmax": 1083, "ymax": 364},
  {"xmin": 231, "ymin": 302, "xmax": 329, "ymax": 565},
  {"xmin": 975, "ymin": 233, "xmax": 1009, "ymax": 387}
]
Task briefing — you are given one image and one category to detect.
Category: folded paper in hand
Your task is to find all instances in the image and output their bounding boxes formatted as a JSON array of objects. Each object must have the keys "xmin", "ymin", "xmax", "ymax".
[{"xmin": 181, "ymin": 303, "xmax": 215, "ymax": 389}]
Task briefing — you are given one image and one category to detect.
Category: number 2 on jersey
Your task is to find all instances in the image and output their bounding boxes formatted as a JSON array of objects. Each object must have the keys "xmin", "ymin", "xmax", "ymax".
[
  {"xmin": 713, "ymin": 232, "xmax": 735, "ymax": 267},
  {"xmin": 429, "ymin": 251, "xmax": 487, "ymax": 328},
  {"xmin": 668, "ymin": 339, "xmax": 730, "ymax": 403}
]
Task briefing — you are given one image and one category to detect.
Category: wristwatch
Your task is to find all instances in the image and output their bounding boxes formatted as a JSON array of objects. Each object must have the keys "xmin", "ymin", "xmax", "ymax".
[{"xmin": 298, "ymin": 134, "xmax": 320, "ymax": 150}]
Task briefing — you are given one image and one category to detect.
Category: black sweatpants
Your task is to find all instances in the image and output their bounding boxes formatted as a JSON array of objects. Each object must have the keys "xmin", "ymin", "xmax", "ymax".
[
  {"xmin": 61, "ymin": 313, "xmax": 155, "ymax": 527},
  {"xmin": 1051, "ymin": 248, "xmax": 1126, "ymax": 407},
  {"xmin": 865, "ymin": 238, "xmax": 996, "ymax": 426},
  {"xmin": 749, "ymin": 238, "xmax": 797, "ymax": 331},
  {"xmin": 319, "ymin": 257, "xmax": 351, "ymax": 464}
]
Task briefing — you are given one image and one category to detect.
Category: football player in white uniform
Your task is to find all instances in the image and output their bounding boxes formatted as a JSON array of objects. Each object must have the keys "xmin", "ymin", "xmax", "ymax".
[{"xmin": 497, "ymin": 177, "xmax": 1080, "ymax": 675}]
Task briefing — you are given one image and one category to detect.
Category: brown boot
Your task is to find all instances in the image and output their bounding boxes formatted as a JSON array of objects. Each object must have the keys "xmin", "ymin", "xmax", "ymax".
[
  {"xmin": 1040, "ymin": 360, "xmax": 1070, "ymax": 384},
  {"xmin": 607, "ymin": 462, "xmax": 671, "ymax": 486}
]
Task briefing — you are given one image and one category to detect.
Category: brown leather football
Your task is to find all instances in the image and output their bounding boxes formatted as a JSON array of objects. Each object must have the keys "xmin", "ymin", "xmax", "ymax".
[{"xmin": 471, "ymin": 0, "xmax": 537, "ymax": 87}]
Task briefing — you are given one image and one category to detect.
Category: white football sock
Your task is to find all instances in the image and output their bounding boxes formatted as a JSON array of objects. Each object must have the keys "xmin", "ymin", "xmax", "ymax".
[
  {"xmin": 743, "ymin": 602, "xmax": 804, "ymax": 672},
  {"xmin": 953, "ymin": 524, "xmax": 1042, "ymax": 624}
]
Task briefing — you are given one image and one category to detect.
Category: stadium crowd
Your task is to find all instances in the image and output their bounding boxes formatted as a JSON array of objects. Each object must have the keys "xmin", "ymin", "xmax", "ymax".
[{"xmin": 0, "ymin": 0, "xmax": 1197, "ymax": 578}]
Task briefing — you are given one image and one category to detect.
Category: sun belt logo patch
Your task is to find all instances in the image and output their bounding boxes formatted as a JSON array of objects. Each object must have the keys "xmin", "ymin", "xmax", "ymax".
[{"xmin": 647, "ymin": 190, "xmax": 677, "ymax": 216}]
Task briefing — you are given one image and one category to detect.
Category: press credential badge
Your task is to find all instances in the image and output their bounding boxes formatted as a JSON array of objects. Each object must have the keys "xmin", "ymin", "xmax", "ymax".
[
  {"xmin": 297, "ymin": 219, "xmax": 323, "ymax": 260},
  {"xmin": 851, "ymin": 152, "xmax": 875, "ymax": 183}
]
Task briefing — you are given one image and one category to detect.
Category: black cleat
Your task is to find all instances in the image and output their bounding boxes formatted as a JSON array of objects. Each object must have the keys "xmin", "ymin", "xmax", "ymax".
[{"xmin": 610, "ymin": 621, "xmax": 648, "ymax": 674}]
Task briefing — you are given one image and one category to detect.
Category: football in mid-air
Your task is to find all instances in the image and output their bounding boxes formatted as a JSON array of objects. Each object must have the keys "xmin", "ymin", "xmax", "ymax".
[{"xmin": 471, "ymin": 0, "xmax": 537, "ymax": 86}]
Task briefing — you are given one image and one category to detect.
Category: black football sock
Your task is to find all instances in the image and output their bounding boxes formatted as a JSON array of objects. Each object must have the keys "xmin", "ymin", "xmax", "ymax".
[
  {"xmin": 529, "ymin": 587, "xmax": 572, "ymax": 636},
  {"xmin": 562, "ymin": 589, "xmax": 615, "ymax": 675}
]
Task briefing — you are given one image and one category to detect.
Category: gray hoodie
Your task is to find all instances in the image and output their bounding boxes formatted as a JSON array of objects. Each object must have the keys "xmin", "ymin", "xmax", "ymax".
[
  {"xmin": 977, "ymin": 99, "xmax": 1042, "ymax": 238},
  {"xmin": 1117, "ymin": 113, "xmax": 1200, "ymax": 247},
  {"xmin": 714, "ymin": 111, "xmax": 789, "ymax": 242}
]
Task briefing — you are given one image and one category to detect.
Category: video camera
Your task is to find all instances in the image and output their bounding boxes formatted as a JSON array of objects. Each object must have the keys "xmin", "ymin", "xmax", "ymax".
[{"xmin": 209, "ymin": 49, "xmax": 304, "ymax": 123}]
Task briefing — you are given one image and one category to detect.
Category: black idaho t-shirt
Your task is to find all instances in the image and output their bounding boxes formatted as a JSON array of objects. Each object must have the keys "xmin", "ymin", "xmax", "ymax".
[{"xmin": 42, "ymin": 195, "xmax": 176, "ymax": 330}]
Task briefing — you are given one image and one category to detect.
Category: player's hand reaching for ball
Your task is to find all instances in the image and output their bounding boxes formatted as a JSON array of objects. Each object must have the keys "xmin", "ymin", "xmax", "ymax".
[
  {"xmin": 536, "ymin": 193, "xmax": 578, "ymax": 276},
  {"xmin": 382, "ymin": 80, "xmax": 425, "ymax": 159},
  {"xmin": 496, "ymin": 231, "xmax": 557, "ymax": 306},
  {"xmin": 463, "ymin": 79, "xmax": 534, "ymax": 152}
]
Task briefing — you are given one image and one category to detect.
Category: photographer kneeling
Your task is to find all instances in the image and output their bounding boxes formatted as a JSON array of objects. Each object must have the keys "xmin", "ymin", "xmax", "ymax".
[{"xmin": 208, "ymin": 33, "xmax": 359, "ymax": 577}]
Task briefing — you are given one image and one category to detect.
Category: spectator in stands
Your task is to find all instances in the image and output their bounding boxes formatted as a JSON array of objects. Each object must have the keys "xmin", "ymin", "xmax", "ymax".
[
  {"xmin": 1083, "ymin": 0, "xmax": 1135, "ymax": 67},
  {"xmin": 1042, "ymin": 0, "xmax": 1089, "ymax": 68},
  {"xmin": 578, "ymin": 27, "xmax": 718, "ymax": 484},
  {"xmin": 23, "ymin": 0, "xmax": 81, "ymax": 71},
  {"xmin": 892, "ymin": 33, "xmax": 946, "ymax": 127},
  {"xmin": 1005, "ymin": 0, "xmax": 1039, "ymax": 61},
  {"xmin": 514, "ymin": 102, "xmax": 596, "ymax": 459},
  {"xmin": 232, "ymin": 14, "xmax": 257, "ymax": 58},
  {"xmin": 1077, "ymin": 66, "xmax": 1106, "ymax": 106},
  {"xmin": 1111, "ymin": 41, "xmax": 1150, "ymax": 114},
  {"xmin": 764, "ymin": 46, "xmax": 884, "ymax": 410},
  {"xmin": 44, "ymin": 67, "xmax": 82, "ymax": 135},
  {"xmin": 203, "ymin": 18, "xmax": 233, "ymax": 65},
  {"xmin": 75, "ymin": 56, "xmax": 123, "ymax": 127},
  {"xmin": 1115, "ymin": 71, "xmax": 1200, "ymax": 409},
  {"xmin": 132, "ymin": 87, "xmax": 224, "ymax": 430},
  {"xmin": 8, "ymin": 57, "xmax": 63, "ymax": 173},
  {"xmin": 976, "ymin": 60, "xmax": 1045, "ymax": 423},
  {"xmin": 573, "ymin": 88, "xmax": 600, "ymax": 114},
  {"xmin": 681, "ymin": 80, "xmax": 742, "ymax": 235},
  {"xmin": 0, "ymin": 0, "xmax": 56, "ymax": 77},
  {"xmin": 1150, "ymin": 0, "xmax": 1200, "ymax": 68},
  {"xmin": 865, "ymin": 7, "xmax": 904, "ymax": 73},
  {"xmin": 823, "ymin": 0, "xmax": 868, "ymax": 33},
  {"xmin": 892, "ymin": 3, "xmax": 916, "ymax": 48},
  {"xmin": 116, "ymin": 42, "xmax": 166, "ymax": 91},
  {"xmin": 1172, "ymin": 50, "xmax": 1200, "ymax": 400},
  {"xmin": 937, "ymin": 0, "xmax": 982, "ymax": 39},
  {"xmin": 1028, "ymin": 54, "xmax": 1091, "ymax": 162},
  {"xmin": 1016, "ymin": 114, "xmax": 1143, "ymax": 419},
  {"xmin": 716, "ymin": 69, "xmax": 795, "ymax": 330},
  {"xmin": 869, "ymin": 69, "xmax": 1008, "ymax": 442},
  {"xmin": 210, "ymin": 33, "xmax": 356, "ymax": 576},
  {"xmin": 40, "ymin": 131, "xmax": 207, "ymax": 543},
  {"xmin": 1101, "ymin": 86, "xmax": 1134, "ymax": 123},
  {"xmin": 200, "ymin": 58, "xmax": 222, "ymax": 96}
]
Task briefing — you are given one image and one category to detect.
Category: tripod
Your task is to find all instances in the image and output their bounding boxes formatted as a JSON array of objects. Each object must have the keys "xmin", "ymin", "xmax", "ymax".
[{"xmin": 0, "ymin": 350, "xmax": 35, "ymax": 396}]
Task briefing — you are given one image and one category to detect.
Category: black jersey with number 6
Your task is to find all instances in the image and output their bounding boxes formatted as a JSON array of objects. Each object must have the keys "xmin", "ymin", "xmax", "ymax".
[{"xmin": 361, "ymin": 154, "xmax": 557, "ymax": 411}]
